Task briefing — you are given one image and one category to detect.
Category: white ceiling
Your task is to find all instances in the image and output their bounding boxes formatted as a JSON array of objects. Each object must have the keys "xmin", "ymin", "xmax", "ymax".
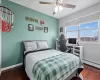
[{"xmin": 9, "ymin": 0, "xmax": 100, "ymax": 19}]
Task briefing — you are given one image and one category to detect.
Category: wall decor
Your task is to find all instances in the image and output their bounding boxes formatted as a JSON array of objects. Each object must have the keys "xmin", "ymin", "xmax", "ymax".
[
  {"xmin": 25, "ymin": 17, "xmax": 38, "ymax": 23},
  {"xmin": 0, "ymin": 6, "xmax": 14, "ymax": 32},
  {"xmin": 40, "ymin": 20, "xmax": 45, "ymax": 26},
  {"xmin": 2, "ymin": 0, "xmax": 58, "ymax": 68},
  {"xmin": 35, "ymin": 26, "xmax": 43, "ymax": 30},
  {"xmin": 44, "ymin": 27, "xmax": 48, "ymax": 33},
  {"xmin": 60, "ymin": 27, "xmax": 63, "ymax": 32},
  {"xmin": 28, "ymin": 24, "xmax": 34, "ymax": 31}
]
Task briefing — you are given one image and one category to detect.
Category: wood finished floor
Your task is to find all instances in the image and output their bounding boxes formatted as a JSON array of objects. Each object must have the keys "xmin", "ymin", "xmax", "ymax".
[{"xmin": 0, "ymin": 64, "xmax": 100, "ymax": 80}]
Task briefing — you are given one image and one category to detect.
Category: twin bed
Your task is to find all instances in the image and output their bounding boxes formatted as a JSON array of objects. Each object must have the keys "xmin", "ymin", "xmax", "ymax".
[{"xmin": 23, "ymin": 40, "xmax": 83, "ymax": 80}]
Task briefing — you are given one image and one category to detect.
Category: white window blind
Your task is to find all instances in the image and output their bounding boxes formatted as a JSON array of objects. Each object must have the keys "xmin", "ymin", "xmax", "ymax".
[
  {"xmin": 65, "ymin": 26, "xmax": 78, "ymax": 38},
  {"xmin": 78, "ymin": 12, "xmax": 100, "ymax": 24},
  {"xmin": 79, "ymin": 21, "xmax": 98, "ymax": 41},
  {"xmin": 65, "ymin": 12, "xmax": 100, "ymax": 41},
  {"xmin": 65, "ymin": 19, "xmax": 78, "ymax": 27}
]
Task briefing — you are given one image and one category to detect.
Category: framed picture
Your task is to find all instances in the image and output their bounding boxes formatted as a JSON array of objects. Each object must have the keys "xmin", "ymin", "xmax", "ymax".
[
  {"xmin": 60, "ymin": 27, "xmax": 63, "ymax": 32},
  {"xmin": 44, "ymin": 27, "xmax": 48, "ymax": 33},
  {"xmin": 28, "ymin": 24, "xmax": 34, "ymax": 31},
  {"xmin": 35, "ymin": 26, "xmax": 43, "ymax": 30}
]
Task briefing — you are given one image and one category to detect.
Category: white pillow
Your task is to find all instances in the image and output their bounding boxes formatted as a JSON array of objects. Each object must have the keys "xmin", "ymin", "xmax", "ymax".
[
  {"xmin": 24, "ymin": 41, "xmax": 37, "ymax": 51},
  {"xmin": 37, "ymin": 41, "xmax": 48, "ymax": 50}
]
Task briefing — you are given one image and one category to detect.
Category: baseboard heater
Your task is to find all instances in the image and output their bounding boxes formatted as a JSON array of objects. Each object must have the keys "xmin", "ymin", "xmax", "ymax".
[{"xmin": 83, "ymin": 59, "xmax": 100, "ymax": 69}]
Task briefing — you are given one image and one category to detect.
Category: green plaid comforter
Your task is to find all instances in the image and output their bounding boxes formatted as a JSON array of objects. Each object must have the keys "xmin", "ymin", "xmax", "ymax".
[{"xmin": 33, "ymin": 53, "xmax": 80, "ymax": 80}]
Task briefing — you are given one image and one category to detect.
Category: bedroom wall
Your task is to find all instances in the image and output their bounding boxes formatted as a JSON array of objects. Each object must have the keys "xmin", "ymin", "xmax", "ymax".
[
  {"xmin": 59, "ymin": 3, "xmax": 100, "ymax": 68},
  {"xmin": 59, "ymin": 3, "xmax": 100, "ymax": 30},
  {"xmin": 2, "ymin": 0, "xmax": 59, "ymax": 68}
]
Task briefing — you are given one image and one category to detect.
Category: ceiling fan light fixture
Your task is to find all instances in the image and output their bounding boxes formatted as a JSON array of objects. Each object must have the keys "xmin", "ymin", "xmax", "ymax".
[
  {"xmin": 59, "ymin": 5, "xmax": 63, "ymax": 11},
  {"xmin": 54, "ymin": 5, "xmax": 63, "ymax": 12},
  {"xmin": 39, "ymin": 0, "xmax": 76, "ymax": 15},
  {"xmin": 53, "ymin": 5, "xmax": 63, "ymax": 15},
  {"xmin": 54, "ymin": 6, "xmax": 59, "ymax": 13},
  {"xmin": 58, "ymin": 0, "xmax": 64, "ymax": 3}
]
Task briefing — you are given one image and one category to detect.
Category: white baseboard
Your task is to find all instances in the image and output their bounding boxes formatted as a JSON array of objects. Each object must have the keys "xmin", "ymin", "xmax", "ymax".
[
  {"xmin": 1, "ymin": 63, "xmax": 23, "ymax": 72},
  {"xmin": 1, "ymin": 60, "xmax": 99, "ymax": 72},
  {"xmin": 83, "ymin": 60, "xmax": 100, "ymax": 69}
]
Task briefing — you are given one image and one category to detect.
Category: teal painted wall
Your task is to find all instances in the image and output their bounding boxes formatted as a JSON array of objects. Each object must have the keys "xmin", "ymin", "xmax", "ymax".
[{"xmin": 2, "ymin": 0, "xmax": 58, "ymax": 68}]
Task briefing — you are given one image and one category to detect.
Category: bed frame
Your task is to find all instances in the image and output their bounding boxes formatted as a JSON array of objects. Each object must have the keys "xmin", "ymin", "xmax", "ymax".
[{"xmin": 22, "ymin": 40, "xmax": 82, "ymax": 80}]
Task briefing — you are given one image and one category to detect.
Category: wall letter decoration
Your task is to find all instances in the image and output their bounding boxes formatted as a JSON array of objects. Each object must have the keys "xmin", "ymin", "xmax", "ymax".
[{"xmin": 25, "ymin": 17, "xmax": 38, "ymax": 23}]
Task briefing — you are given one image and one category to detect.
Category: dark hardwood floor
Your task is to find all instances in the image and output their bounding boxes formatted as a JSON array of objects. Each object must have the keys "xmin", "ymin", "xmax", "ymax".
[
  {"xmin": 0, "ymin": 64, "xmax": 100, "ymax": 80},
  {"xmin": 81, "ymin": 64, "xmax": 100, "ymax": 80},
  {"xmin": 0, "ymin": 66, "xmax": 29, "ymax": 80}
]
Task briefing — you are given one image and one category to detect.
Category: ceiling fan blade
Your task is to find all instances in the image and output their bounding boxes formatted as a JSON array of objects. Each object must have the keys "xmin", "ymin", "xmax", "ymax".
[
  {"xmin": 39, "ymin": 1, "xmax": 55, "ymax": 5},
  {"xmin": 61, "ymin": 3, "xmax": 76, "ymax": 9}
]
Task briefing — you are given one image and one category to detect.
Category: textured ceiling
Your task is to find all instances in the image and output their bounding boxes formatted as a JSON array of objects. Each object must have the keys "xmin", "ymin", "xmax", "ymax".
[{"xmin": 9, "ymin": 0, "xmax": 100, "ymax": 19}]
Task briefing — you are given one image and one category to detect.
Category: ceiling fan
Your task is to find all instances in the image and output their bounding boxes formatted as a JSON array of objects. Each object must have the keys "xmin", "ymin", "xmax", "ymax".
[{"xmin": 39, "ymin": 0, "xmax": 76, "ymax": 14}]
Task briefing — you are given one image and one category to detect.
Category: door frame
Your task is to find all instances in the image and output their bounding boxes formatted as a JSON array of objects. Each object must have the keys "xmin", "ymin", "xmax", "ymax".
[
  {"xmin": 0, "ymin": 29, "xmax": 1, "ymax": 74},
  {"xmin": 0, "ymin": 0, "xmax": 2, "ymax": 74}
]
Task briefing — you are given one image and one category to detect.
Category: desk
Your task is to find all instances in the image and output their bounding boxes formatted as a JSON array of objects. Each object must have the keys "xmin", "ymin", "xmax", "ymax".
[{"xmin": 56, "ymin": 41, "xmax": 83, "ymax": 61}]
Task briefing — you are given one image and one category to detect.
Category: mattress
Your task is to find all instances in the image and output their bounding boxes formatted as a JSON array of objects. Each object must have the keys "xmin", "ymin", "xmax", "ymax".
[{"xmin": 25, "ymin": 49, "xmax": 81, "ymax": 80}]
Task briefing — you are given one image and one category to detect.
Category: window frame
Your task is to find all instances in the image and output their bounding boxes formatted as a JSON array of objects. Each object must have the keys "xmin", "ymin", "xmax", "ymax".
[
  {"xmin": 65, "ymin": 20, "xmax": 99, "ymax": 42},
  {"xmin": 79, "ymin": 20, "xmax": 99, "ymax": 42},
  {"xmin": 65, "ymin": 25, "xmax": 79, "ymax": 39}
]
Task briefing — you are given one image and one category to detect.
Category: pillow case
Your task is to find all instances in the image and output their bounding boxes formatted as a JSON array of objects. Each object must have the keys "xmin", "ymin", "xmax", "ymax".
[
  {"xmin": 37, "ymin": 41, "xmax": 48, "ymax": 50},
  {"xmin": 24, "ymin": 41, "xmax": 37, "ymax": 51}
]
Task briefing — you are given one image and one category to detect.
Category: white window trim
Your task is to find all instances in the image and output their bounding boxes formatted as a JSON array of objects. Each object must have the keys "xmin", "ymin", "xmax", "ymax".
[
  {"xmin": 79, "ymin": 20, "xmax": 99, "ymax": 30},
  {"xmin": 79, "ymin": 28, "xmax": 98, "ymax": 31},
  {"xmin": 65, "ymin": 20, "xmax": 99, "ymax": 42},
  {"xmin": 78, "ymin": 19, "xmax": 99, "ymax": 26},
  {"xmin": 65, "ymin": 30, "xmax": 78, "ymax": 39},
  {"xmin": 79, "ymin": 20, "xmax": 99, "ymax": 42},
  {"xmin": 66, "ymin": 30, "xmax": 78, "ymax": 32}
]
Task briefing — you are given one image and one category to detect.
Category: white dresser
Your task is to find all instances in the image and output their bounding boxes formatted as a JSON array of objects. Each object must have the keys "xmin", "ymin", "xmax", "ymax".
[
  {"xmin": 73, "ymin": 46, "xmax": 83, "ymax": 61},
  {"xmin": 56, "ymin": 40, "xmax": 84, "ymax": 61}
]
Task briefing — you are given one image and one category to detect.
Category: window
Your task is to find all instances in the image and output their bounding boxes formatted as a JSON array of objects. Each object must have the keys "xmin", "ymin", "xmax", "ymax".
[
  {"xmin": 65, "ymin": 21, "xmax": 98, "ymax": 41},
  {"xmin": 65, "ymin": 26, "xmax": 78, "ymax": 38},
  {"xmin": 80, "ymin": 21, "xmax": 98, "ymax": 41}
]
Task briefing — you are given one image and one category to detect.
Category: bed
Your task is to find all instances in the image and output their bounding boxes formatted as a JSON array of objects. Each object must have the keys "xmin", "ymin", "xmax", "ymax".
[{"xmin": 23, "ymin": 40, "xmax": 83, "ymax": 80}]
